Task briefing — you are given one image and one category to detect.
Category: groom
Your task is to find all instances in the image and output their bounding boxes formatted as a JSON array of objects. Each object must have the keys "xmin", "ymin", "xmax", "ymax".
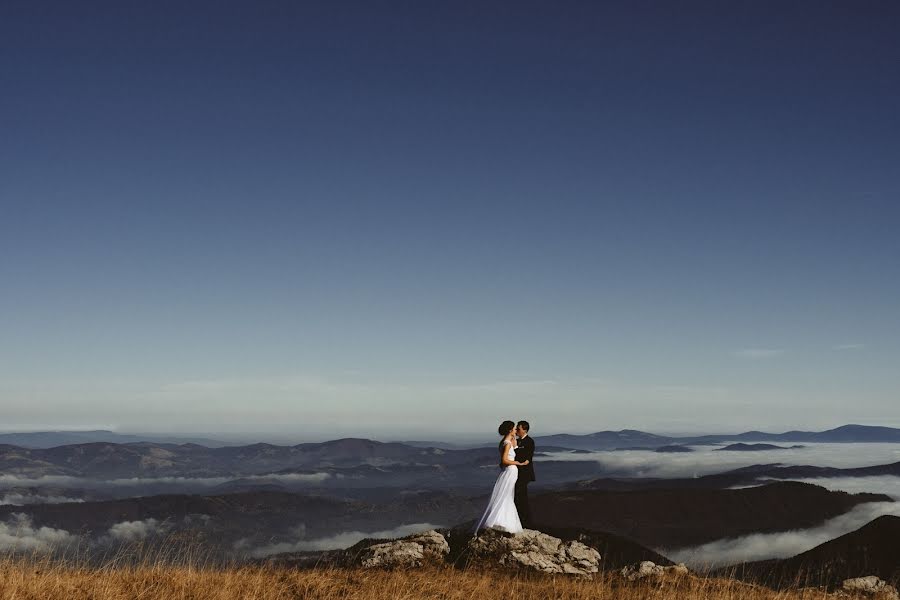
[{"xmin": 514, "ymin": 420, "xmax": 535, "ymax": 528}]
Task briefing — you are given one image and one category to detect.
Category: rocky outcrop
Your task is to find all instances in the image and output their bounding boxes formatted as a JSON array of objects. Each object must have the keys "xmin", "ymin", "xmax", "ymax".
[
  {"xmin": 522, "ymin": 526, "xmax": 674, "ymax": 570},
  {"xmin": 620, "ymin": 560, "xmax": 690, "ymax": 581},
  {"xmin": 842, "ymin": 577, "xmax": 899, "ymax": 599},
  {"xmin": 465, "ymin": 527, "xmax": 601, "ymax": 576},
  {"xmin": 357, "ymin": 530, "xmax": 449, "ymax": 569}
]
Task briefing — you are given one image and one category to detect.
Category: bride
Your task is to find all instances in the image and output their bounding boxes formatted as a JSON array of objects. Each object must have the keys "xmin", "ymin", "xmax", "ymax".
[{"xmin": 473, "ymin": 420, "xmax": 530, "ymax": 534}]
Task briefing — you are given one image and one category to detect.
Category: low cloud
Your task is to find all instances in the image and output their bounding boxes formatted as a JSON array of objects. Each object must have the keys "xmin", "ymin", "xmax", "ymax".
[
  {"xmin": 248, "ymin": 473, "xmax": 332, "ymax": 483},
  {"xmin": 666, "ymin": 501, "xmax": 900, "ymax": 569},
  {"xmin": 0, "ymin": 493, "xmax": 84, "ymax": 505},
  {"xmin": 182, "ymin": 513, "xmax": 212, "ymax": 526},
  {"xmin": 105, "ymin": 476, "xmax": 230, "ymax": 487},
  {"xmin": 106, "ymin": 518, "xmax": 171, "ymax": 542},
  {"xmin": 543, "ymin": 442, "xmax": 900, "ymax": 479},
  {"xmin": 0, "ymin": 513, "xmax": 76, "ymax": 553},
  {"xmin": 0, "ymin": 472, "xmax": 332, "ymax": 492},
  {"xmin": 106, "ymin": 472, "xmax": 331, "ymax": 487},
  {"xmin": 0, "ymin": 475, "xmax": 83, "ymax": 489},
  {"xmin": 238, "ymin": 522, "xmax": 442, "ymax": 558}
]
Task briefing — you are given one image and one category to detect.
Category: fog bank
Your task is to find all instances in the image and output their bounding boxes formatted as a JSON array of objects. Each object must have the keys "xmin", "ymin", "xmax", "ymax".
[{"xmin": 666, "ymin": 501, "xmax": 900, "ymax": 568}]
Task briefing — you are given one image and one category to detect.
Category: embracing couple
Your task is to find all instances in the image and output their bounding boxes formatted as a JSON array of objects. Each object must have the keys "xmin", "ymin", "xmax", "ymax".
[{"xmin": 473, "ymin": 420, "xmax": 535, "ymax": 534}]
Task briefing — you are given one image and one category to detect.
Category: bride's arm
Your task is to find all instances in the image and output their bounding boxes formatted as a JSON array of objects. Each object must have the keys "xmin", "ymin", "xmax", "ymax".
[{"xmin": 500, "ymin": 440, "xmax": 529, "ymax": 467}]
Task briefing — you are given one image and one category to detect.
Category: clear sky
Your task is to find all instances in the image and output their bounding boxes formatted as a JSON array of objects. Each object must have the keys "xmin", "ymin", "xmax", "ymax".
[{"xmin": 1, "ymin": 1, "xmax": 898, "ymax": 440}]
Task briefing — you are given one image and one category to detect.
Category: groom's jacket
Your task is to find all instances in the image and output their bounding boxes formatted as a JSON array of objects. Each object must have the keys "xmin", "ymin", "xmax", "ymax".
[{"xmin": 515, "ymin": 436, "xmax": 536, "ymax": 482}]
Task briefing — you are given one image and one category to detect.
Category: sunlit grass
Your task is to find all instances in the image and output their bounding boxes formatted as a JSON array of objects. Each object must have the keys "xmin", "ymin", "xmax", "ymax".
[{"xmin": 0, "ymin": 552, "xmax": 856, "ymax": 600}]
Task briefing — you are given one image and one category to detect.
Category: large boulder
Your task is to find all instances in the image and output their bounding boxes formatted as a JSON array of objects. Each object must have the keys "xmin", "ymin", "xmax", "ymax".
[
  {"xmin": 465, "ymin": 527, "xmax": 601, "ymax": 576},
  {"xmin": 621, "ymin": 560, "xmax": 690, "ymax": 581},
  {"xmin": 842, "ymin": 576, "xmax": 899, "ymax": 600},
  {"xmin": 357, "ymin": 530, "xmax": 449, "ymax": 569}
]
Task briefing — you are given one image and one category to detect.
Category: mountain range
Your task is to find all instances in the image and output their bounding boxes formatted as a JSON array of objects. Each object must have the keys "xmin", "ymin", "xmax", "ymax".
[
  {"xmin": 3, "ymin": 425, "xmax": 900, "ymax": 499},
  {"xmin": 0, "ymin": 430, "xmax": 229, "ymax": 448},
  {"xmin": 572, "ymin": 460, "xmax": 900, "ymax": 492},
  {"xmin": 3, "ymin": 423, "xmax": 899, "ymax": 450},
  {"xmin": 535, "ymin": 424, "xmax": 900, "ymax": 450},
  {"xmin": 0, "ymin": 439, "xmax": 607, "ymax": 499}
]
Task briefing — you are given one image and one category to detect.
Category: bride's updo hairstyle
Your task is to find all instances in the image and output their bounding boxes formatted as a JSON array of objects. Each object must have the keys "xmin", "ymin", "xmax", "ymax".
[{"xmin": 498, "ymin": 420, "xmax": 515, "ymax": 436}]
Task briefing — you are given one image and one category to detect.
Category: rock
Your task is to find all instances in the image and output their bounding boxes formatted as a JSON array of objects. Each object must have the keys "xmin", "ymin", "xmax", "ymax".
[
  {"xmin": 359, "ymin": 541, "xmax": 425, "ymax": 569},
  {"xmin": 842, "ymin": 576, "xmax": 899, "ymax": 599},
  {"xmin": 621, "ymin": 560, "xmax": 690, "ymax": 581},
  {"xmin": 357, "ymin": 530, "xmax": 449, "ymax": 569},
  {"xmin": 466, "ymin": 527, "xmax": 601, "ymax": 576}
]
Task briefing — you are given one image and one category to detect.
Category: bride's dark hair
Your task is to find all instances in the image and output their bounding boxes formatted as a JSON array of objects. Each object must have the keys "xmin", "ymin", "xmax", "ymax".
[{"xmin": 498, "ymin": 420, "xmax": 515, "ymax": 436}]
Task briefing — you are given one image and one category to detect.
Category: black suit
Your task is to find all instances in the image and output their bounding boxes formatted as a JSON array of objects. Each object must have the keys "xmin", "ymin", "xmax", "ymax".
[{"xmin": 514, "ymin": 436, "xmax": 535, "ymax": 527}]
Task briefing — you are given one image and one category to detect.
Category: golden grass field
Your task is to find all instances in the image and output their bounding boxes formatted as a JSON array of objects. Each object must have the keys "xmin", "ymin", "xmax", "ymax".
[{"xmin": 0, "ymin": 556, "xmax": 863, "ymax": 600}]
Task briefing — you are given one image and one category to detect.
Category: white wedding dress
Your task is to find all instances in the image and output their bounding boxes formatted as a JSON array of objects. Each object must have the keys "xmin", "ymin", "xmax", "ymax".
[{"xmin": 473, "ymin": 441, "xmax": 523, "ymax": 534}]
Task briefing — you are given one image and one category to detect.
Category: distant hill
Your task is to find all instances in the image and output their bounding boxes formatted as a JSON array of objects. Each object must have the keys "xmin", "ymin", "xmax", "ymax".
[
  {"xmin": 530, "ymin": 482, "xmax": 890, "ymax": 548},
  {"xmin": 572, "ymin": 460, "xmax": 900, "ymax": 493},
  {"xmin": 0, "ymin": 438, "xmax": 479, "ymax": 478},
  {"xmin": 0, "ymin": 430, "xmax": 229, "ymax": 448},
  {"xmin": 1, "ymin": 424, "xmax": 898, "ymax": 493},
  {"xmin": 655, "ymin": 445, "xmax": 694, "ymax": 453},
  {"xmin": 395, "ymin": 441, "xmax": 492, "ymax": 450},
  {"xmin": 682, "ymin": 424, "xmax": 900, "ymax": 445},
  {"xmin": 534, "ymin": 430, "xmax": 675, "ymax": 451},
  {"xmin": 0, "ymin": 439, "xmax": 606, "ymax": 495},
  {"xmin": 724, "ymin": 515, "xmax": 900, "ymax": 588},
  {"xmin": 4, "ymin": 423, "xmax": 898, "ymax": 453},
  {"xmin": 715, "ymin": 443, "xmax": 803, "ymax": 452},
  {"xmin": 533, "ymin": 424, "xmax": 900, "ymax": 451}
]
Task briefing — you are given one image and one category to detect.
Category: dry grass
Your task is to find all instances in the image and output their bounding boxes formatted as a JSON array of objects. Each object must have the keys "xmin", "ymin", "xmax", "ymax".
[{"xmin": 0, "ymin": 555, "xmax": 844, "ymax": 600}]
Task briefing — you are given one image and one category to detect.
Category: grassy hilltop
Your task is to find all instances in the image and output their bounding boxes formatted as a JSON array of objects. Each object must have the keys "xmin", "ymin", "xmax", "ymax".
[{"xmin": 0, "ymin": 558, "xmax": 884, "ymax": 600}]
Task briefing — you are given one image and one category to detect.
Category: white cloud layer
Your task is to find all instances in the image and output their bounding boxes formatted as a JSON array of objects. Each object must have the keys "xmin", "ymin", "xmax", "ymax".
[
  {"xmin": 0, "ymin": 472, "xmax": 332, "ymax": 491},
  {"xmin": 544, "ymin": 443, "xmax": 900, "ymax": 478},
  {"xmin": 0, "ymin": 493, "xmax": 84, "ymax": 505},
  {"xmin": 3, "ymin": 445, "xmax": 899, "ymax": 491},
  {"xmin": 0, "ymin": 513, "xmax": 76, "ymax": 553},
  {"xmin": 666, "ymin": 501, "xmax": 900, "ymax": 569},
  {"xmin": 106, "ymin": 518, "xmax": 170, "ymax": 542},
  {"xmin": 105, "ymin": 472, "xmax": 332, "ymax": 487},
  {"xmin": 0, "ymin": 475, "xmax": 84, "ymax": 488},
  {"xmin": 238, "ymin": 522, "xmax": 442, "ymax": 558}
]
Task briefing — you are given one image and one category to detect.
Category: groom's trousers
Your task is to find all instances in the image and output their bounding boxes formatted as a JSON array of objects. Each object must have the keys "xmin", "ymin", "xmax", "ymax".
[{"xmin": 514, "ymin": 478, "xmax": 530, "ymax": 528}]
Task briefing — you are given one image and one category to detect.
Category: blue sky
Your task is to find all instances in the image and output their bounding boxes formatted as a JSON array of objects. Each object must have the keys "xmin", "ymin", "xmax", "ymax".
[{"xmin": 1, "ymin": 1, "xmax": 898, "ymax": 440}]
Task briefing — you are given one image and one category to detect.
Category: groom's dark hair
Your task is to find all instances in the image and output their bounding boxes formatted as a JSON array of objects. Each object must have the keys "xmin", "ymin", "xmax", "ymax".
[
  {"xmin": 498, "ymin": 421, "xmax": 515, "ymax": 436},
  {"xmin": 517, "ymin": 420, "xmax": 530, "ymax": 432}
]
